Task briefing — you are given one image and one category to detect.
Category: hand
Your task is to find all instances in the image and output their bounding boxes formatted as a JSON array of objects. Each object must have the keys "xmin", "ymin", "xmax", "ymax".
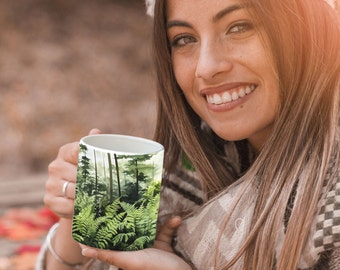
[
  {"xmin": 44, "ymin": 128, "xmax": 101, "ymax": 219},
  {"xmin": 81, "ymin": 216, "xmax": 193, "ymax": 270},
  {"xmin": 43, "ymin": 129, "xmax": 101, "ymax": 269}
]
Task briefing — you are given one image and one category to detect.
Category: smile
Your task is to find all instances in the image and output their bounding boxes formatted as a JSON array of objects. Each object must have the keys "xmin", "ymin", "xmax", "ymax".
[{"xmin": 206, "ymin": 84, "xmax": 256, "ymax": 105}]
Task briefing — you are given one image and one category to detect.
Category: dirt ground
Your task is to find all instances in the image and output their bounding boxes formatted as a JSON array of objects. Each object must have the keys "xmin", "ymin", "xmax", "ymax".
[{"xmin": 0, "ymin": 0, "xmax": 156, "ymax": 184}]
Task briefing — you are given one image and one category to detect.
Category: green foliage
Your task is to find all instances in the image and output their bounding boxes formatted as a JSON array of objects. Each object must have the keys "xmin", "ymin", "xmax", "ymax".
[
  {"xmin": 73, "ymin": 193, "xmax": 95, "ymax": 216},
  {"xmin": 105, "ymin": 199, "xmax": 122, "ymax": 217},
  {"xmin": 72, "ymin": 190, "xmax": 160, "ymax": 250},
  {"xmin": 94, "ymin": 219, "xmax": 119, "ymax": 249},
  {"xmin": 78, "ymin": 144, "xmax": 91, "ymax": 180},
  {"xmin": 129, "ymin": 235, "xmax": 151, "ymax": 250},
  {"xmin": 72, "ymin": 204, "xmax": 98, "ymax": 244},
  {"xmin": 182, "ymin": 153, "xmax": 195, "ymax": 172},
  {"xmin": 74, "ymin": 146, "xmax": 163, "ymax": 251}
]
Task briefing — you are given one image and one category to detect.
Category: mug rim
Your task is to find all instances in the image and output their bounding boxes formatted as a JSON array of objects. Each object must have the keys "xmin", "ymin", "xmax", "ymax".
[{"xmin": 80, "ymin": 134, "xmax": 164, "ymax": 155}]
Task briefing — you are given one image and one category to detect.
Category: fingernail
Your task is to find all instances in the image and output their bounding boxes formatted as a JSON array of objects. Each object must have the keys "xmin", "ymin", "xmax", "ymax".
[{"xmin": 82, "ymin": 248, "xmax": 98, "ymax": 258}]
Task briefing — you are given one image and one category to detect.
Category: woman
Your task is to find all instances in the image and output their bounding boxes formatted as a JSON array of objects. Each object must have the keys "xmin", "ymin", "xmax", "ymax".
[{"xmin": 37, "ymin": 0, "xmax": 339, "ymax": 269}]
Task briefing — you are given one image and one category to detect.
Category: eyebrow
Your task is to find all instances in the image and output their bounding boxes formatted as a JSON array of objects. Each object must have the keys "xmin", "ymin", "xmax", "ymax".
[
  {"xmin": 166, "ymin": 4, "xmax": 243, "ymax": 30},
  {"xmin": 213, "ymin": 4, "xmax": 243, "ymax": 23},
  {"xmin": 166, "ymin": 20, "xmax": 192, "ymax": 30}
]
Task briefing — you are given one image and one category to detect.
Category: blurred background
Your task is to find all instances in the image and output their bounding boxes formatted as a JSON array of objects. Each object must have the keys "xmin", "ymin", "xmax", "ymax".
[
  {"xmin": 0, "ymin": 0, "xmax": 156, "ymax": 208},
  {"xmin": 0, "ymin": 1, "xmax": 155, "ymax": 267}
]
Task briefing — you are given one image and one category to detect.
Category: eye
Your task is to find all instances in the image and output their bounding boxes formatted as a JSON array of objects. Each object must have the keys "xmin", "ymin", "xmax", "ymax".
[
  {"xmin": 228, "ymin": 21, "xmax": 253, "ymax": 34},
  {"xmin": 171, "ymin": 35, "xmax": 196, "ymax": 47}
]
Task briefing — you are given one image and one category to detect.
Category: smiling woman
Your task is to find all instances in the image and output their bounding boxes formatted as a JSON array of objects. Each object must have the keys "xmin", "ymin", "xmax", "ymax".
[
  {"xmin": 166, "ymin": 0, "xmax": 280, "ymax": 149},
  {"xmin": 37, "ymin": 0, "xmax": 339, "ymax": 269},
  {"xmin": 152, "ymin": 0, "xmax": 339, "ymax": 269}
]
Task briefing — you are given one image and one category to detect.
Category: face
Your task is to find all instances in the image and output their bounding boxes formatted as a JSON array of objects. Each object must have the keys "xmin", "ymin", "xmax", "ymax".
[{"xmin": 166, "ymin": 0, "xmax": 280, "ymax": 150}]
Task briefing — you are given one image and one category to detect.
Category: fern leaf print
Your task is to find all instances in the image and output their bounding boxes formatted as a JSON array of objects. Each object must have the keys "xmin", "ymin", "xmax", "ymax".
[{"xmin": 72, "ymin": 134, "xmax": 164, "ymax": 250}]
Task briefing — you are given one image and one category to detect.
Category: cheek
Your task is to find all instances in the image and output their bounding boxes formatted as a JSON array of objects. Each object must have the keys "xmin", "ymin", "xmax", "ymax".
[{"xmin": 172, "ymin": 56, "xmax": 196, "ymax": 93}]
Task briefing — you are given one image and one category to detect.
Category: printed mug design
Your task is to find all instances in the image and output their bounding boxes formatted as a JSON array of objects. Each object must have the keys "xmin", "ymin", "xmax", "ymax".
[{"xmin": 72, "ymin": 136, "xmax": 164, "ymax": 251}]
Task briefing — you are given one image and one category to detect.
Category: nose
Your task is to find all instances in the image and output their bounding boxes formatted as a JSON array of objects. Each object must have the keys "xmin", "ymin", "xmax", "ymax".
[{"xmin": 195, "ymin": 40, "xmax": 233, "ymax": 80}]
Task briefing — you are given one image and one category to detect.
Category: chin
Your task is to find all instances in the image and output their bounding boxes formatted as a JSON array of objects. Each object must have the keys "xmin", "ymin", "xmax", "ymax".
[{"xmin": 213, "ymin": 131, "xmax": 248, "ymax": 142}]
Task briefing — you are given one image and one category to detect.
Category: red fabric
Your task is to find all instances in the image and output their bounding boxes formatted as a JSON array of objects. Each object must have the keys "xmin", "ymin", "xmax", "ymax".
[
  {"xmin": 16, "ymin": 245, "xmax": 41, "ymax": 255},
  {"xmin": 0, "ymin": 207, "xmax": 59, "ymax": 270},
  {"xmin": 0, "ymin": 207, "xmax": 58, "ymax": 240}
]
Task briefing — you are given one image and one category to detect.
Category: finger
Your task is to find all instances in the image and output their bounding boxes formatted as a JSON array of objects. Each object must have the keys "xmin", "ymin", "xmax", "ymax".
[
  {"xmin": 82, "ymin": 247, "xmax": 192, "ymax": 270},
  {"xmin": 89, "ymin": 128, "xmax": 101, "ymax": 135},
  {"xmin": 153, "ymin": 216, "xmax": 182, "ymax": 251},
  {"xmin": 45, "ymin": 178, "xmax": 75, "ymax": 199},
  {"xmin": 48, "ymin": 158, "xmax": 78, "ymax": 184},
  {"xmin": 82, "ymin": 248, "xmax": 151, "ymax": 270},
  {"xmin": 64, "ymin": 181, "xmax": 76, "ymax": 199},
  {"xmin": 44, "ymin": 193, "xmax": 74, "ymax": 219},
  {"xmin": 55, "ymin": 129, "xmax": 100, "ymax": 167},
  {"xmin": 56, "ymin": 129, "xmax": 100, "ymax": 165},
  {"xmin": 157, "ymin": 216, "xmax": 182, "ymax": 241},
  {"xmin": 57, "ymin": 142, "xmax": 80, "ymax": 165},
  {"xmin": 44, "ymin": 176, "xmax": 76, "ymax": 219},
  {"xmin": 61, "ymin": 181, "xmax": 76, "ymax": 199}
]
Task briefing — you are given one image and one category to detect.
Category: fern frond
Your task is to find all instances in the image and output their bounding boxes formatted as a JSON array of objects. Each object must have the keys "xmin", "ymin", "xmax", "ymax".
[
  {"xmin": 127, "ymin": 235, "xmax": 151, "ymax": 250},
  {"xmin": 105, "ymin": 199, "xmax": 122, "ymax": 216}
]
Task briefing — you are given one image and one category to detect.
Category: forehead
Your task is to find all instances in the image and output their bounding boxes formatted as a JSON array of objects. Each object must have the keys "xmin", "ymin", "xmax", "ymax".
[{"xmin": 166, "ymin": 0, "xmax": 243, "ymax": 19}]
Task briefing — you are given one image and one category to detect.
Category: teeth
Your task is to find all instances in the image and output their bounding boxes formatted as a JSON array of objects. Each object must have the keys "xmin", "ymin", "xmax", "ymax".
[
  {"xmin": 206, "ymin": 84, "xmax": 256, "ymax": 105},
  {"xmin": 222, "ymin": 92, "xmax": 232, "ymax": 102},
  {"xmin": 213, "ymin": 93, "xmax": 222, "ymax": 105},
  {"xmin": 231, "ymin": 92, "xmax": 239, "ymax": 101},
  {"xmin": 245, "ymin": 85, "xmax": 253, "ymax": 94},
  {"xmin": 239, "ymin": 87, "xmax": 246, "ymax": 97}
]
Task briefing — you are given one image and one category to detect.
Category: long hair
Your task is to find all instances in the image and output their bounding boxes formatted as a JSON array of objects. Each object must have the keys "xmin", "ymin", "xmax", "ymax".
[
  {"xmin": 152, "ymin": 0, "xmax": 236, "ymax": 198},
  {"xmin": 152, "ymin": 0, "xmax": 340, "ymax": 269}
]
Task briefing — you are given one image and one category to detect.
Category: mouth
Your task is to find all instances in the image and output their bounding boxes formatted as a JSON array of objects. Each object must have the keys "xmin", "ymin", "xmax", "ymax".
[{"xmin": 205, "ymin": 84, "xmax": 256, "ymax": 105}]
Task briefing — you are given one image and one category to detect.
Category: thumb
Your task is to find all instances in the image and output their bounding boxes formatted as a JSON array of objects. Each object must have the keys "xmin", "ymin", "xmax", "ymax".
[
  {"xmin": 89, "ymin": 128, "xmax": 101, "ymax": 135},
  {"xmin": 153, "ymin": 216, "xmax": 182, "ymax": 252}
]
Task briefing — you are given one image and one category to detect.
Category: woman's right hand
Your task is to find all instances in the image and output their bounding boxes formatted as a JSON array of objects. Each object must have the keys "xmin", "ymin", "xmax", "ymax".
[
  {"xmin": 44, "ymin": 128, "xmax": 101, "ymax": 219},
  {"xmin": 43, "ymin": 129, "xmax": 101, "ymax": 269}
]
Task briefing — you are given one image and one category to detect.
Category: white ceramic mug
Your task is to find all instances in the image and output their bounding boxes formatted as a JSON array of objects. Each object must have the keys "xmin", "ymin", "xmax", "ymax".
[{"xmin": 72, "ymin": 134, "xmax": 164, "ymax": 251}]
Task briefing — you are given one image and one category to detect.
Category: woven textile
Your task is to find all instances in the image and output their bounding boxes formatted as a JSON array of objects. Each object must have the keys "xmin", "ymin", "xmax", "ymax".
[
  {"xmin": 174, "ymin": 180, "xmax": 256, "ymax": 269},
  {"xmin": 173, "ymin": 151, "xmax": 340, "ymax": 269},
  {"xmin": 314, "ymin": 157, "xmax": 340, "ymax": 254}
]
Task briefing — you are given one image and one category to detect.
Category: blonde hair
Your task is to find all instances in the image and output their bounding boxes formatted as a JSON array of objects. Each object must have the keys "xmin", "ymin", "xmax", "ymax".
[{"xmin": 152, "ymin": 0, "xmax": 340, "ymax": 269}]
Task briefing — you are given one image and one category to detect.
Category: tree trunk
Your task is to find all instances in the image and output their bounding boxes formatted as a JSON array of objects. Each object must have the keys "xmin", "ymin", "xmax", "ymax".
[{"xmin": 114, "ymin": 154, "xmax": 121, "ymax": 197}]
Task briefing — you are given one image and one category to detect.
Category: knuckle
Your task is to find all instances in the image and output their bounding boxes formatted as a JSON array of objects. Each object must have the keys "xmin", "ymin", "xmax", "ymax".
[
  {"xmin": 48, "ymin": 160, "xmax": 59, "ymax": 174},
  {"xmin": 58, "ymin": 143, "xmax": 69, "ymax": 155},
  {"xmin": 69, "ymin": 143, "xmax": 80, "ymax": 163},
  {"xmin": 43, "ymin": 193, "xmax": 52, "ymax": 207},
  {"xmin": 97, "ymin": 251, "xmax": 112, "ymax": 263},
  {"xmin": 45, "ymin": 177, "xmax": 58, "ymax": 195},
  {"xmin": 44, "ymin": 178, "xmax": 52, "ymax": 192},
  {"xmin": 60, "ymin": 142, "xmax": 79, "ymax": 164}
]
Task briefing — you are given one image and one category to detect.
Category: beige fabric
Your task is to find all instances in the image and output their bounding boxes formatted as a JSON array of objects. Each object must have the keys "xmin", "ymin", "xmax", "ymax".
[
  {"xmin": 174, "ymin": 154, "xmax": 339, "ymax": 269},
  {"xmin": 175, "ymin": 180, "xmax": 257, "ymax": 269}
]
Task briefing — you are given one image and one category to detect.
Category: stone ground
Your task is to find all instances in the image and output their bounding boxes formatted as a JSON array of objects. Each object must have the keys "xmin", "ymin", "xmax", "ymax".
[{"xmin": 0, "ymin": 0, "xmax": 156, "ymax": 264}]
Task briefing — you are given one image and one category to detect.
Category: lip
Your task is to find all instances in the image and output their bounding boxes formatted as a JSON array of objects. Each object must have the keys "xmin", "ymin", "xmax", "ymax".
[
  {"xmin": 200, "ymin": 82, "xmax": 252, "ymax": 96},
  {"xmin": 200, "ymin": 82, "xmax": 257, "ymax": 112}
]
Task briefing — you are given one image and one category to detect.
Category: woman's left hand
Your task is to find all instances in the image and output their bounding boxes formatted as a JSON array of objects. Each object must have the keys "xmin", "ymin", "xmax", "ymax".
[{"xmin": 81, "ymin": 216, "xmax": 193, "ymax": 270}]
